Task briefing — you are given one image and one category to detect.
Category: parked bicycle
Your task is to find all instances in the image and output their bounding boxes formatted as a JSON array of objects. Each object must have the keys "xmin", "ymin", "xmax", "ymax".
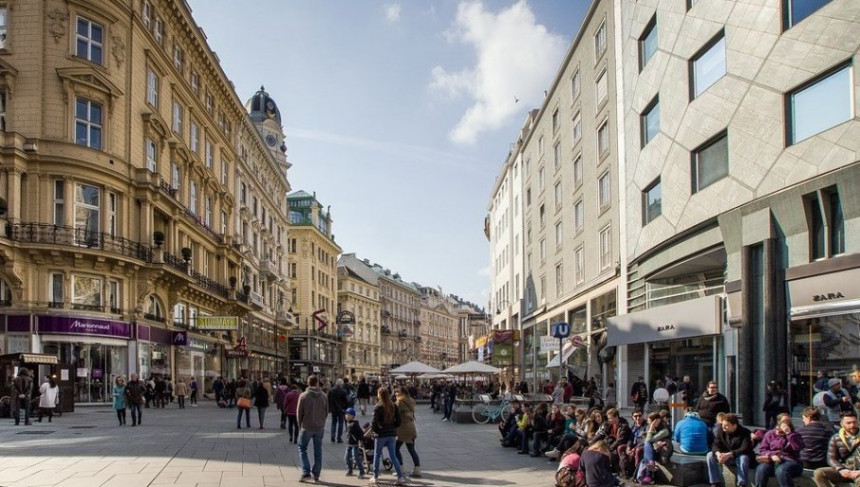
[{"xmin": 471, "ymin": 397, "xmax": 512, "ymax": 424}]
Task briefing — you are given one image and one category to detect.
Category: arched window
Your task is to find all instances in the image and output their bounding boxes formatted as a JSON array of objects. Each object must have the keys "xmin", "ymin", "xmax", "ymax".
[{"xmin": 145, "ymin": 295, "xmax": 165, "ymax": 322}]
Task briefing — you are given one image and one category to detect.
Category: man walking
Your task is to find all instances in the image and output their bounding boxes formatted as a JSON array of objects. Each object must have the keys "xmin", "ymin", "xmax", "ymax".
[
  {"xmin": 11, "ymin": 368, "xmax": 33, "ymax": 426},
  {"xmin": 297, "ymin": 375, "xmax": 328, "ymax": 483},
  {"xmin": 125, "ymin": 373, "xmax": 145, "ymax": 426},
  {"xmin": 442, "ymin": 380, "xmax": 458, "ymax": 422},
  {"xmin": 631, "ymin": 376, "xmax": 648, "ymax": 411},
  {"xmin": 328, "ymin": 379, "xmax": 349, "ymax": 443}
]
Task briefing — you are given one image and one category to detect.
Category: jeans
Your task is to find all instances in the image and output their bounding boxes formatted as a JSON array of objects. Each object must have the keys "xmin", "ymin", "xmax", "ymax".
[
  {"xmin": 754, "ymin": 460, "xmax": 802, "ymax": 487},
  {"xmin": 345, "ymin": 445, "xmax": 364, "ymax": 475},
  {"xmin": 287, "ymin": 414, "xmax": 299, "ymax": 440},
  {"xmin": 236, "ymin": 407, "xmax": 251, "ymax": 428},
  {"xmin": 190, "ymin": 390, "xmax": 197, "ymax": 405},
  {"xmin": 14, "ymin": 398, "xmax": 31, "ymax": 425},
  {"xmin": 637, "ymin": 441, "xmax": 671, "ymax": 480},
  {"xmin": 395, "ymin": 440, "xmax": 420, "ymax": 468},
  {"xmin": 257, "ymin": 406, "xmax": 267, "ymax": 428},
  {"xmin": 299, "ymin": 429, "xmax": 324, "ymax": 478},
  {"xmin": 373, "ymin": 436, "xmax": 403, "ymax": 479},
  {"xmin": 330, "ymin": 411, "xmax": 344, "ymax": 440},
  {"xmin": 443, "ymin": 397, "xmax": 454, "ymax": 420},
  {"xmin": 707, "ymin": 451, "xmax": 750, "ymax": 485},
  {"xmin": 177, "ymin": 396, "xmax": 185, "ymax": 409},
  {"xmin": 129, "ymin": 402, "xmax": 142, "ymax": 425}
]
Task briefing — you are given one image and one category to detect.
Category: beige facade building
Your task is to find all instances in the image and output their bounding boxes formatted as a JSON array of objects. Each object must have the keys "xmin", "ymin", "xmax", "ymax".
[
  {"xmin": 337, "ymin": 263, "xmax": 380, "ymax": 381},
  {"xmin": 0, "ymin": 0, "xmax": 293, "ymax": 404},
  {"xmin": 286, "ymin": 190, "xmax": 341, "ymax": 382},
  {"xmin": 417, "ymin": 286, "xmax": 458, "ymax": 370}
]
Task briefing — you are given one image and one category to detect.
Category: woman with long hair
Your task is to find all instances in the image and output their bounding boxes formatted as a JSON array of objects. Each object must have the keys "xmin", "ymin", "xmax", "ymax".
[
  {"xmin": 37, "ymin": 375, "xmax": 59, "ymax": 423},
  {"xmin": 112, "ymin": 376, "xmax": 127, "ymax": 426},
  {"xmin": 580, "ymin": 440, "xmax": 616, "ymax": 487},
  {"xmin": 394, "ymin": 387, "xmax": 422, "ymax": 478},
  {"xmin": 369, "ymin": 387, "xmax": 405, "ymax": 485}
]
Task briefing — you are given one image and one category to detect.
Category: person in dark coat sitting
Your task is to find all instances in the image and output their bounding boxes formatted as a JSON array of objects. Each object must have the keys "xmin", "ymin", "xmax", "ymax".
[
  {"xmin": 706, "ymin": 413, "xmax": 753, "ymax": 487},
  {"xmin": 796, "ymin": 406, "xmax": 832, "ymax": 470}
]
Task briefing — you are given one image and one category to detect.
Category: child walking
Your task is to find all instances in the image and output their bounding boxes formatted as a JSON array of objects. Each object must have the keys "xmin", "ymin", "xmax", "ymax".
[{"xmin": 344, "ymin": 408, "xmax": 366, "ymax": 479}]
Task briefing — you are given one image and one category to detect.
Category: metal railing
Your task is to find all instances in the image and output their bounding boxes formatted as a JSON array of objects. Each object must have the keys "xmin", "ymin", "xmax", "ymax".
[
  {"xmin": 6, "ymin": 223, "xmax": 154, "ymax": 262},
  {"xmin": 188, "ymin": 267, "xmax": 229, "ymax": 299}
]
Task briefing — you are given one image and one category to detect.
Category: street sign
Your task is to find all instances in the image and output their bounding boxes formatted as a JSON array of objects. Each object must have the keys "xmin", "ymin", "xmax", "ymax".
[
  {"xmin": 551, "ymin": 322, "xmax": 571, "ymax": 339},
  {"xmin": 540, "ymin": 336, "xmax": 558, "ymax": 353}
]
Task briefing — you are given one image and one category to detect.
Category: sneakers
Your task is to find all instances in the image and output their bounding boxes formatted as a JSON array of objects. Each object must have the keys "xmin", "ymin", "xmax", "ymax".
[
  {"xmin": 357, "ymin": 474, "xmax": 367, "ymax": 480},
  {"xmin": 411, "ymin": 466, "xmax": 422, "ymax": 478},
  {"xmin": 395, "ymin": 476, "xmax": 407, "ymax": 486},
  {"xmin": 346, "ymin": 470, "xmax": 354, "ymax": 476},
  {"xmin": 299, "ymin": 473, "xmax": 312, "ymax": 483},
  {"xmin": 545, "ymin": 449, "xmax": 561, "ymax": 460},
  {"xmin": 368, "ymin": 477, "xmax": 378, "ymax": 485}
]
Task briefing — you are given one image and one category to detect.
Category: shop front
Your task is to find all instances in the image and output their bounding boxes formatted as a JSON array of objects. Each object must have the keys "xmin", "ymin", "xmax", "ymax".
[
  {"xmin": 786, "ymin": 260, "xmax": 860, "ymax": 410},
  {"xmin": 608, "ymin": 295, "xmax": 723, "ymax": 407},
  {"xmin": 36, "ymin": 315, "xmax": 132, "ymax": 404},
  {"xmin": 137, "ymin": 324, "xmax": 172, "ymax": 380}
]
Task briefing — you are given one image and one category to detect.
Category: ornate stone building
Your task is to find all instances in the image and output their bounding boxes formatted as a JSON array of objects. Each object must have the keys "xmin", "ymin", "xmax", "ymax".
[
  {"xmin": 336, "ymin": 260, "xmax": 380, "ymax": 381},
  {"xmin": 0, "ymin": 0, "xmax": 290, "ymax": 404}
]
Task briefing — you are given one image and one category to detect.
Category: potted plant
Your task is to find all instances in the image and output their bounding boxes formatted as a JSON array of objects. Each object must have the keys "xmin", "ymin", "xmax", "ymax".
[
  {"xmin": 229, "ymin": 276, "xmax": 237, "ymax": 289},
  {"xmin": 181, "ymin": 247, "xmax": 192, "ymax": 262},
  {"xmin": 153, "ymin": 231, "xmax": 165, "ymax": 247},
  {"xmin": 242, "ymin": 284, "xmax": 251, "ymax": 295}
]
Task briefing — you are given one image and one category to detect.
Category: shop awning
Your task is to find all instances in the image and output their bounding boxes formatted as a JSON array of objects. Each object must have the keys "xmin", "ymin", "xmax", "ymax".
[
  {"xmin": 0, "ymin": 353, "xmax": 59, "ymax": 364},
  {"xmin": 787, "ymin": 265, "xmax": 860, "ymax": 320},
  {"xmin": 546, "ymin": 344, "xmax": 577, "ymax": 368},
  {"xmin": 606, "ymin": 295, "xmax": 721, "ymax": 347}
]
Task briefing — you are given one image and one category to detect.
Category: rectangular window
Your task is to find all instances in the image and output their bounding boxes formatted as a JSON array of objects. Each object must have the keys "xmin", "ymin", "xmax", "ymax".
[
  {"xmin": 50, "ymin": 272, "xmax": 64, "ymax": 305},
  {"xmin": 594, "ymin": 20, "xmax": 606, "ymax": 59},
  {"xmin": 691, "ymin": 131, "xmax": 728, "ymax": 193},
  {"xmin": 573, "ymin": 155, "xmax": 582, "ymax": 187},
  {"xmin": 598, "ymin": 119, "xmax": 610, "ymax": 156},
  {"xmin": 639, "ymin": 16, "xmax": 658, "ymax": 70},
  {"xmin": 153, "ymin": 17, "xmax": 164, "ymax": 44},
  {"xmin": 190, "ymin": 122, "xmax": 199, "ymax": 152},
  {"xmin": 54, "ymin": 180, "xmax": 65, "ymax": 226},
  {"xmin": 190, "ymin": 71, "xmax": 200, "ymax": 95},
  {"xmin": 788, "ymin": 64, "xmax": 852, "ymax": 145},
  {"xmin": 554, "ymin": 181, "xmax": 563, "ymax": 207},
  {"xmin": 142, "ymin": 1, "xmax": 152, "ymax": 29},
  {"xmin": 553, "ymin": 141, "xmax": 561, "ymax": 168},
  {"xmin": 76, "ymin": 17, "xmax": 103, "ymax": 65},
  {"xmin": 641, "ymin": 97, "xmax": 660, "ymax": 147},
  {"xmin": 205, "ymin": 91, "xmax": 214, "ymax": 114},
  {"xmin": 0, "ymin": 90, "xmax": 6, "ymax": 130},
  {"xmin": 571, "ymin": 70, "xmax": 581, "ymax": 100},
  {"xmin": 205, "ymin": 140, "xmax": 213, "ymax": 168},
  {"xmin": 108, "ymin": 192, "xmax": 116, "ymax": 237},
  {"xmin": 552, "ymin": 109, "xmax": 559, "ymax": 134},
  {"xmin": 574, "ymin": 201, "xmax": 585, "ymax": 234},
  {"xmin": 221, "ymin": 209, "xmax": 227, "ymax": 235},
  {"xmin": 171, "ymin": 163, "xmax": 180, "ymax": 191},
  {"xmin": 575, "ymin": 246, "xmax": 584, "ymax": 284},
  {"xmin": 539, "ymin": 204, "xmax": 546, "ymax": 228},
  {"xmin": 785, "ymin": 0, "xmax": 832, "ymax": 29},
  {"xmin": 108, "ymin": 279, "xmax": 120, "ymax": 313},
  {"xmin": 75, "ymin": 97, "xmax": 102, "ymax": 149},
  {"xmin": 145, "ymin": 137, "xmax": 157, "ymax": 172},
  {"xmin": 72, "ymin": 275, "xmax": 102, "ymax": 308},
  {"xmin": 572, "ymin": 112, "xmax": 582, "ymax": 145},
  {"xmin": 538, "ymin": 167, "xmax": 545, "ymax": 191},
  {"xmin": 556, "ymin": 263, "xmax": 564, "ymax": 296},
  {"xmin": 598, "ymin": 171, "xmax": 611, "ymax": 209},
  {"xmin": 691, "ymin": 33, "xmax": 726, "ymax": 99},
  {"xmin": 596, "ymin": 70, "xmax": 608, "ymax": 108},
  {"xmin": 74, "ymin": 183, "xmax": 100, "ymax": 246},
  {"xmin": 172, "ymin": 100, "xmax": 183, "ymax": 134},
  {"xmin": 643, "ymin": 178, "xmax": 662, "ymax": 225},
  {"xmin": 189, "ymin": 180, "xmax": 197, "ymax": 214},
  {"xmin": 599, "ymin": 225, "xmax": 611, "ymax": 271},
  {"xmin": 538, "ymin": 135, "xmax": 545, "ymax": 157},
  {"xmin": 808, "ymin": 187, "xmax": 845, "ymax": 260},
  {"xmin": 221, "ymin": 160, "xmax": 229, "ymax": 185},
  {"xmin": 173, "ymin": 45, "xmax": 184, "ymax": 72},
  {"xmin": 540, "ymin": 238, "xmax": 546, "ymax": 263},
  {"xmin": 555, "ymin": 221, "xmax": 563, "ymax": 247},
  {"xmin": 204, "ymin": 196, "xmax": 211, "ymax": 227},
  {"xmin": 146, "ymin": 70, "xmax": 159, "ymax": 107},
  {"xmin": 539, "ymin": 276, "xmax": 546, "ymax": 302}
]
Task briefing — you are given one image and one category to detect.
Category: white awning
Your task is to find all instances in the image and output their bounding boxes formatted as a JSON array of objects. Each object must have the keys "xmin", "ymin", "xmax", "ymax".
[
  {"xmin": 606, "ymin": 295, "xmax": 721, "ymax": 347},
  {"xmin": 546, "ymin": 344, "xmax": 577, "ymax": 368}
]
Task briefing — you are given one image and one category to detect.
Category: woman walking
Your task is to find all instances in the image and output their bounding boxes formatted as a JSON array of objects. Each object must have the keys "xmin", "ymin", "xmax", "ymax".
[
  {"xmin": 174, "ymin": 378, "xmax": 188, "ymax": 409},
  {"xmin": 37, "ymin": 375, "xmax": 59, "ymax": 423},
  {"xmin": 254, "ymin": 379, "xmax": 270, "ymax": 429},
  {"xmin": 395, "ymin": 386, "xmax": 422, "ymax": 478},
  {"xmin": 370, "ymin": 388, "xmax": 406, "ymax": 486},
  {"xmin": 113, "ymin": 376, "xmax": 127, "ymax": 426},
  {"xmin": 235, "ymin": 379, "xmax": 252, "ymax": 429}
]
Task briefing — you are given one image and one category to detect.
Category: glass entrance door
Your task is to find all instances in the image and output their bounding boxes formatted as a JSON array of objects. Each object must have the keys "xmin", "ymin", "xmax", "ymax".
[{"xmin": 42, "ymin": 341, "xmax": 128, "ymax": 403}]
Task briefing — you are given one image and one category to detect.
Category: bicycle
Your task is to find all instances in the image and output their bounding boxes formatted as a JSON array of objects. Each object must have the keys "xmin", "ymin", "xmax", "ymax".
[{"xmin": 471, "ymin": 396, "xmax": 512, "ymax": 424}]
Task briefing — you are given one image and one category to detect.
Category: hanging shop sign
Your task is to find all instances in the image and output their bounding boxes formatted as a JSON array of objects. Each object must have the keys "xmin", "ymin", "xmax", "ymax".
[
  {"xmin": 38, "ymin": 315, "xmax": 132, "ymax": 339},
  {"xmin": 195, "ymin": 316, "xmax": 239, "ymax": 331}
]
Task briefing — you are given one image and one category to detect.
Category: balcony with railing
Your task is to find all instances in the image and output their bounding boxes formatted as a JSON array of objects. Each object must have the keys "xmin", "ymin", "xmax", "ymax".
[
  {"xmin": 398, "ymin": 330, "xmax": 408, "ymax": 338},
  {"xmin": 6, "ymin": 223, "xmax": 154, "ymax": 262},
  {"xmin": 188, "ymin": 268, "xmax": 229, "ymax": 299},
  {"xmin": 260, "ymin": 259, "xmax": 278, "ymax": 280},
  {"xmin": 381, "ymin": 326, "xmax": 391, "ymax": 335}
]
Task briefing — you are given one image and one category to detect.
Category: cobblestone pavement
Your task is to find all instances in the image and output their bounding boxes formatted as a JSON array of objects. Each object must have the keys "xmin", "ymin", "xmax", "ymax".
[{"xmin": 0, "ymin": 401, "xmax": 562, "ymax": 487}]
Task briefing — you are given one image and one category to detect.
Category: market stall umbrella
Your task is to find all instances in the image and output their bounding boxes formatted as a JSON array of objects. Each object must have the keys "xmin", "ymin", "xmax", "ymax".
[
  {"xmin": 417, "ymin": 373, "xmax": 452, "ymax": 380},
  {"xmin": 443, "ymin": 361, "xmax": 501, "ymax": 375},
  {"xmin": 390, "ymin": 361, "xmax": 442, "ymax": 375}
]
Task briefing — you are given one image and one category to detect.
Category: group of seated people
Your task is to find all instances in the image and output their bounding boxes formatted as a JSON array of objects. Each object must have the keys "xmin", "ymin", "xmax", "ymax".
[{"xmin": 498, "ymin": 401, "xmax": 860, "ymax": 487}]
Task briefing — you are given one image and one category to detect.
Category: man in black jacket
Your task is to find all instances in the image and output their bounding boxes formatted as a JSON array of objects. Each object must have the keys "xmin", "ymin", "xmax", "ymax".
[
  {"xmin": 11, "ymin": 368, "xmax": 33, "ymax": 426},
  {"xmin": 797, "ymin": 406, "xmax": 833, "ymax": 470},
  {"xmin": 328, "ymin": 379, "xmax": 349, "ymax": 443},
  {"xmin": 697, "ymin": 381, "xmax": 731, "ymax": 427},
  {"xmin": 706, "ymin": 413, "xmax": 753, "ymax": 487},
  {"xmin": 606, "ymin": 408, "xmax": 632, "ymax": 471},
  {"xmin": 631, "ymin": 377, "xmax": 648, "ymax": 411}
]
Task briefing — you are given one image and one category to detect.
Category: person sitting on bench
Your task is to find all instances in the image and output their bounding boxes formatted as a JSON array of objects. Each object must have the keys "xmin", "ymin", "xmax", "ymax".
[{"xmin": 706, "ymin": 413, "xmax": 753, "ymax": 487}]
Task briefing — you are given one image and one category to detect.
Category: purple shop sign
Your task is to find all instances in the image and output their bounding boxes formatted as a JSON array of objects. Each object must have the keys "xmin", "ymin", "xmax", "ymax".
[
  {"xmin": 172, "ymin": 331, "xmax": 189, "ymax": 346},
  {"xmin": 38, "ymin": 315, "xmax": 132, "ymax": 339},
  {"xmin": 92, "ymin": 368, "xmax": 103, "ymax": 379}
]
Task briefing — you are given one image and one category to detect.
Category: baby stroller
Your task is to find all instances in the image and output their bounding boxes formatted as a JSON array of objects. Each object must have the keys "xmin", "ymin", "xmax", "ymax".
[{"xmin": 360, "ymin": 425, "xmax": 393, "ymax": 473}]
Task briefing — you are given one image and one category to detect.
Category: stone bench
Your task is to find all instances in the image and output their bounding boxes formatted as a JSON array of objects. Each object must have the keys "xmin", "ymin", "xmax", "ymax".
[{"xmin": 723, "ymin": 465, "xmax": 852, "ymax": 487}]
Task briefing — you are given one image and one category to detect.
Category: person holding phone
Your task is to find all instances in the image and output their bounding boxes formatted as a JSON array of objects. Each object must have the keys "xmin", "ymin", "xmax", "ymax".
[{"xmin": 754, "ymin": 417, "xmax": 804, "ymax": 487}]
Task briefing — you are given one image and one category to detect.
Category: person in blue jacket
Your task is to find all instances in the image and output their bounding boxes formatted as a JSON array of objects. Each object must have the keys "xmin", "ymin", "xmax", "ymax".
[{"xmin": 673, "ymin": 410, "xmax": 711, "ymax": 455}]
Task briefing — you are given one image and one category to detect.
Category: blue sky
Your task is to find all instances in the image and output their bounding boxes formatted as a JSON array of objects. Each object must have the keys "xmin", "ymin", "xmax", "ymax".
[{"xmin": 187, "ymin": 0, "xmax": 589, "ymax": 307}]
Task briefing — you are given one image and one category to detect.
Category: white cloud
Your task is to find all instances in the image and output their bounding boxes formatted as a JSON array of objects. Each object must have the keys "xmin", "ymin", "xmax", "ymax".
[
  {"xmin": 385, "ymin": 3, "xmax": 402, "ymax": 23},
  {"xmin": 430, "ymin": 1, "xmax": 568, "ymax": 144}
]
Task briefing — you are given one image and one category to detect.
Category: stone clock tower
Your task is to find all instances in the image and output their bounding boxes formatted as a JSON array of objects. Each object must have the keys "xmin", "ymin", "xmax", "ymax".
[{"xmin": 245, "ymin": 86, "xmax": 290, "ymax": 176}]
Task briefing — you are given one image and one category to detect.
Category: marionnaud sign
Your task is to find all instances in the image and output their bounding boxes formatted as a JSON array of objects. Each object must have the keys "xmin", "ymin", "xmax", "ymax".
[{"xmin": 38, "ymin": 316, "xmax": 132, "ymax": 339}]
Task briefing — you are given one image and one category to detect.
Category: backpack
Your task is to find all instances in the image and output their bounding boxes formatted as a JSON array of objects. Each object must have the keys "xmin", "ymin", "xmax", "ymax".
[{"xmin": 555, "ymin": 465, "xmax": 586, "ymax": 487}]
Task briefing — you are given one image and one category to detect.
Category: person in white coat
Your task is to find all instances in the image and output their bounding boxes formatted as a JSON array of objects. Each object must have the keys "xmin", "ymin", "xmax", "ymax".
[{"xmin": 37, "ymin": 375, "xmax": 60, "ymax": 423}]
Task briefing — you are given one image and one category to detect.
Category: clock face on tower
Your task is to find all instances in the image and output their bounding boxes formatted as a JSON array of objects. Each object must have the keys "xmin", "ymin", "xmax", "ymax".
[{"xmin": 265, "ymin": 134, "xmax": 277, "ymax": 147}]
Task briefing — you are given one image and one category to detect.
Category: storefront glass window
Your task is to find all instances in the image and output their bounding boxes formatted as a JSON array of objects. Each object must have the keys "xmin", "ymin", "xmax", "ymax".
[
  {"xmin": 790, "ymin": 314, "xmax": 860, "ymax": 409},
  {"xmin": 42, "ymin": 342, "xmax": 127, "ymax": 403},
  {"xmin": 648, "ymin": 337, "xmax": 714, "ymax": 402}
]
